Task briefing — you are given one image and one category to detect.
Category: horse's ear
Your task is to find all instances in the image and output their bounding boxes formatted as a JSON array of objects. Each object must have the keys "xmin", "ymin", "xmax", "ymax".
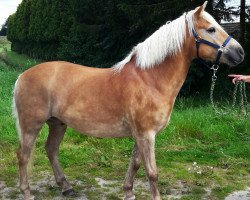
[{"xmin": 194, "ymin": 1, "xmax": 208, "ymax": 18}]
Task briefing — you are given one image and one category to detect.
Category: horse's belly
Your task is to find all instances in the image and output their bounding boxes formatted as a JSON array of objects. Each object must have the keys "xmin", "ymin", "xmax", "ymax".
[
  {"xmin": 61, "ymin": 116, "xmax": 132, "ymax": 138},
  {"xmin": 82, "ymin": 126, "xmax": 131, "ymax": 138}
]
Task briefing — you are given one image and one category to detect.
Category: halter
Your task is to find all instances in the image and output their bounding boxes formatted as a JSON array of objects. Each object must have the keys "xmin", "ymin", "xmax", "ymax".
[
  {"xmin": 192, "ymin": 29, "xmax": 248, "ymax": 118},
  {"xmin": 192, "ymin": 28, "xmax": 232, "ymax": 76}
]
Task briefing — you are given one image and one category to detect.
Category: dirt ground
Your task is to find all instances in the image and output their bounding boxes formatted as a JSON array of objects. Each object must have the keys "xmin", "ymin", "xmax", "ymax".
[{"xmin": 1, "ymin": 173, "xmax": 250, "ymax": 200}]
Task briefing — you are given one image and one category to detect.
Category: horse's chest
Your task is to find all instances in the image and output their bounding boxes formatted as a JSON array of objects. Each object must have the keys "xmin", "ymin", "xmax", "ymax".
[{"xmin": 132, "ymin": 104, "xmax": 172, "ymax": 134}]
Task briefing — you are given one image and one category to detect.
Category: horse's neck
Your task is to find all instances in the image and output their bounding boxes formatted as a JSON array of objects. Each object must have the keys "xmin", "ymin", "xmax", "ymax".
[{"xmin": 136, "ymin": 38, "xmax": 195, "ymax": 99}]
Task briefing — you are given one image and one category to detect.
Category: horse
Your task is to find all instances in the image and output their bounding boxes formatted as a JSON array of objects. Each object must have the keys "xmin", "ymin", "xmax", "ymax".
[{"xmin": 13, "ymin": 2, "xmax": 244, "ymax": 200}]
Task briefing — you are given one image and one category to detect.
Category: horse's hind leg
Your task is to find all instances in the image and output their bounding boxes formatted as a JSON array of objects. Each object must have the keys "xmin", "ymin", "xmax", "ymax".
[
  {"xmin": 123, "ymin": 144, "xmax": 141, "ymax": 200},
  {"xmin": 17, "ymin": 121, "xmax": 42, "ymax": 200},
  {"xmin": 45, "ymin": 117, "xmax": 75, "ymax": 197}
]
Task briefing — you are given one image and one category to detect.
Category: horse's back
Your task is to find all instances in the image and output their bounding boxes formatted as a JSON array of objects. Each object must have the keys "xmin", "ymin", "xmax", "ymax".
[
  {"xmin": 17, "ymin": 61, "xmax": 113, "ymax": 94},
  {"xmin": 21, "ymin": 61, "xmax": 110, "ymax": 79}
]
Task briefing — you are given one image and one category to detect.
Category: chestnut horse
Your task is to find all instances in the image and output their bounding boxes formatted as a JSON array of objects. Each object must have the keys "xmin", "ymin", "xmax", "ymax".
[{"xmin": 13, "ymin": 2, "xmax": 244, "ymax": 200}]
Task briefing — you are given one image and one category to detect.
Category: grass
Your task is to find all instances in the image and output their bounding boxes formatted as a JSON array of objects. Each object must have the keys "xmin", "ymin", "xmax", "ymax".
[
  {"xmin": 0, "ymin": 37, "xmax": 250, "ymax": 199},
  {"xmin": 0, "ymin": 37, "xmax": 40, "ymax": 71},
  {"xmin": 0, "ymin": 36, "xmax": 11, "ymax": 52}
]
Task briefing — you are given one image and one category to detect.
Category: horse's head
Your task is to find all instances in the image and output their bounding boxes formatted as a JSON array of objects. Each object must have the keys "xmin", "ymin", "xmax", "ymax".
[{"xmin": 192, "ymin": 1, "xmax": 245, "ymax": 67}]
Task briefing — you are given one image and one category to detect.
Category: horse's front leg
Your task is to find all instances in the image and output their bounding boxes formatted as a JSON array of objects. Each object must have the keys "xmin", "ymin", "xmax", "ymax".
[
  {"xmin": 123, "ymin": 144, "xmax": 141, "ymax": 200},
  {"xmin": 136, "ymin": 132, "xmax": 161, "ymax": 200}
]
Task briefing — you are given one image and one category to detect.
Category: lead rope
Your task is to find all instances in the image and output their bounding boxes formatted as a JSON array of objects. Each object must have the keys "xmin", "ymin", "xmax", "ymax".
[{"xmin": 210, "ymin": 66, "xmax": 248, "ymax": 118}]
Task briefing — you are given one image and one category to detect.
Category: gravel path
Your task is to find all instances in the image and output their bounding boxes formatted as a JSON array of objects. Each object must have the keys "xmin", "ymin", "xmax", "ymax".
[
  {"xmin": 1, "ymin": 174, "xmax": 249, "ymax": 200},
  {"xmin": 225, "ymin": 187, "xmax": 250, "ymax": 200}
]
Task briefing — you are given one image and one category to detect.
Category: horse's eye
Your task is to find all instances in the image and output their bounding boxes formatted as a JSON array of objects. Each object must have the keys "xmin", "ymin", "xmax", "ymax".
[{"xmin": 207, "ymin": 27, "xmax": 216, "ymax": 33}]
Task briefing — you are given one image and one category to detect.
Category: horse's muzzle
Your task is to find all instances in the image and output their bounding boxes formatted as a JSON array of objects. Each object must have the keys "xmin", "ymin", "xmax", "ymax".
[{"xmin": 223, "ymin": 40, "xmax": 245, "ymax": 67}]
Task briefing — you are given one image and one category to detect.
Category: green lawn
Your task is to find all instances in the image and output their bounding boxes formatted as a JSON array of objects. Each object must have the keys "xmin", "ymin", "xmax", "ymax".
[{"xmin": 0, "ymin": 38, "xmax": 249, "ymax": 200}]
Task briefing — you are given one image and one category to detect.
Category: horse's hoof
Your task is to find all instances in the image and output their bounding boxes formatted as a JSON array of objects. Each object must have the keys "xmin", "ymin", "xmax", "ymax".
[
  {"xmin": 62, "ymin": 189, "xmax": 77, "ymax": 197},
  {"xmin": 123, "ymin": 195, "xmax": 135, "ymax": 200},
  {"xmin": 29, "ymin": 196, "xmax": 35, "ymax": 200},
  {"xmin": 23, "ymin": 192, "xmax": 34, "ymax": 200},
  {"xmin": 24, "ymin": 195, "xmax": 34, "ymax": 200}
]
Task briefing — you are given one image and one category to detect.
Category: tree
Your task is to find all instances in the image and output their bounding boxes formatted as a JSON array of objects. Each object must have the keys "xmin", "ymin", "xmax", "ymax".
[
  {"xmin": 240, "ymin": 0, "xmax": 246, "ymax": 43},
  {"xmin": 6, "ymin": 0, "xmax": 250, "ymax": 95},
  {"xmin": 7, "ymin": 0, "xmax": 206, "ymax": 65}
]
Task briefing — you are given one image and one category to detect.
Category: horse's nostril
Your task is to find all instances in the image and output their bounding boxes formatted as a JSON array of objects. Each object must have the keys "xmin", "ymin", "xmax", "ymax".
[{"xmin": 238, "ymin": 48, "xmax": 245, "ymax": 57}]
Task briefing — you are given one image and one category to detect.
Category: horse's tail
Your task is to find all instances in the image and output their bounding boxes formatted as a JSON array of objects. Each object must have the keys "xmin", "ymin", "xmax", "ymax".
[
  {"xmin": 12, "ymin": 75, "xmax": 21, "ymax": 142},
  {"xmin": 12, "ymin": 74, "xmax": 34, "ymax": 177}
]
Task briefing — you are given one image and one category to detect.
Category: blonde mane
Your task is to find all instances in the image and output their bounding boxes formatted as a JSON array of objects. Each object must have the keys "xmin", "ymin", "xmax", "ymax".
[{"xmin": 113, "ymin": 11, "xmax": 195, "ymax": 71}]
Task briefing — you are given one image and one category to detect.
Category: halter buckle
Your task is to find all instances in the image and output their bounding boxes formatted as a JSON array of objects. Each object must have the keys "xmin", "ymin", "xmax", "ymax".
[
  {"xmin": 211, "ymin": 64, "xmax": 219, "ymax": 81},
  {"xmin": 211, "ymin": 64, "xmax": 219, "ymax": 71},
  {"xmin": 195, "ymin": 35, "xmax": 201, "ymax": 42},
  {"xmin": 218, "ymin": 46, "xmax": 224, "ymax": 52}
]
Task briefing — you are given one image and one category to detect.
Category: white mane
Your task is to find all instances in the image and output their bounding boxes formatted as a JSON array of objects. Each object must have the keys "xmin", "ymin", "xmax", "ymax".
[{"xmin": 113, "ymin": 11, "xmax": 195, "ymax": 71}]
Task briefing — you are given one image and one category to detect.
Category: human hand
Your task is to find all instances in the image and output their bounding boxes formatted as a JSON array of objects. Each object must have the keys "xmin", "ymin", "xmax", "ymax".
[{"xmin": 228, "ymin": 74, "xmax": 250, "ymax": 84}]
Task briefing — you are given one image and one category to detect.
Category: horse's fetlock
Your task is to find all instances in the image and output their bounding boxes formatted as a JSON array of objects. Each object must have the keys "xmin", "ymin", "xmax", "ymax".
[
  {"xmin": 148, "ymin": 171, "xmax": 158, "ymax": 182},
  {"xmin": 123, "ymin": 183, "xmax": 133, "ymax": 192},
  {"xmin": 56, "ymin": 176, "xmax": 67, "ymax": 186},
  {"xmin": 20, "ymin": 184, "xmax": 30, "ymax": 193}
]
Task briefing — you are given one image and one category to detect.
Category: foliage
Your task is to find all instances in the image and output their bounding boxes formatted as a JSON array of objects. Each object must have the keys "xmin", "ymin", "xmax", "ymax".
[
  {"xmin": 7, "ymin": 0, "xmax": 205, "ymax": 66},
  {"xmin": 7, "ymin": 0, "xmax": 72, "ymax": 60},
  {"xmin": 6, "ymin": 0, "xmax": 250, "ymax": 96},
  {"xmin": 212, "ymin": 0, "xmax": 250, "ymax": 22}
]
